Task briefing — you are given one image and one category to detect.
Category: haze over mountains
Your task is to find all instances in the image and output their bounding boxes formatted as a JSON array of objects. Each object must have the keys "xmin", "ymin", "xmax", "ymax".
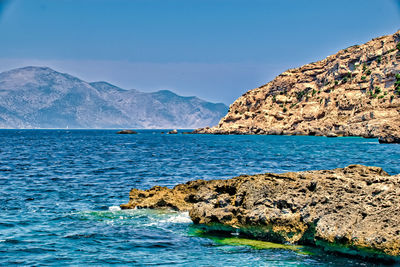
[{"xmin": 0, "ymin": 66, "xmax": 228, "ymax": 129}]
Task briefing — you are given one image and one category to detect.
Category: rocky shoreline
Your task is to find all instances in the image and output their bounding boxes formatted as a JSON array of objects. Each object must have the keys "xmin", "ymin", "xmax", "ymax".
[
  {"xmin": 121, "ymin": 165, "xmax": 400, "ymax": 261},
  {"xmin": 194, "ymin": 31, "xmax": 400, "ymax": 143}
]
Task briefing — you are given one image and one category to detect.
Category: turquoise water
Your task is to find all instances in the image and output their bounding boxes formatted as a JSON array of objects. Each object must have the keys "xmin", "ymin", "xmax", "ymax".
[{"xmin": 0, "ymin": 130, "xmax": 399, "ymax": 266}]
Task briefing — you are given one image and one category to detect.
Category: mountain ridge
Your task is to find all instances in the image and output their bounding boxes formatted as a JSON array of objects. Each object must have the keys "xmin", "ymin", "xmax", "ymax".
[{"xmin": 0, "ymin": 66, "xmax": 227, "ymax": 129}]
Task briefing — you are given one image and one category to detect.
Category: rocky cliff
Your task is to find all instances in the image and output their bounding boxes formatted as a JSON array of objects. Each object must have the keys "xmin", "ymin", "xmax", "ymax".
[
  {"xmin": 0, "ymin": 66, "xmax": 227, "ymax": 129},
  {"xmin": 121, "ymin": 165, "xmax": 400, "ymax": 261},
  {"xmin": 194, "ymin": 31, "xmax": 400, "ymax": 142}
]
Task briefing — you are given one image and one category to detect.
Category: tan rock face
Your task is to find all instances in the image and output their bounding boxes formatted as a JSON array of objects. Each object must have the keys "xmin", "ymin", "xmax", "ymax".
[
  {"xmin": 121, "ymin": 165, "xmax": 400, "ymax": 260},
  {"xmin": 194, "ymin": 31, "xmax": 400, "ymax": 142}
]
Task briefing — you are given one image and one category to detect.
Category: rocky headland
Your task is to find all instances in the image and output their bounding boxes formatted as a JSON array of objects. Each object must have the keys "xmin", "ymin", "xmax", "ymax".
[
  {"xmin": 194, "ymin": 31, "xmax": 400, "ymax": 143},
  {"xmin": 121, "ymin": 165, "xmax": 400, "ymax": 261}
]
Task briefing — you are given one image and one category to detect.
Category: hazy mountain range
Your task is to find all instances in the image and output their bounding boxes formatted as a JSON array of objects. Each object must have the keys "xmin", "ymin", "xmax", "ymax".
[{"xmin": 0, "ymin": 66, "xmax": 228, "ymax": 129}]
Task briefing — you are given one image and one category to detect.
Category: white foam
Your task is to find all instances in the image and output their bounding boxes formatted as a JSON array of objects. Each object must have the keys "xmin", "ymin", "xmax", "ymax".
[
  {"xmin": 108, "ymin": 206, "xmax": 122, "ymax": 211},
  {"xmin": 161, "ymin": 212, "xmax": 192, "ymax": 224}
]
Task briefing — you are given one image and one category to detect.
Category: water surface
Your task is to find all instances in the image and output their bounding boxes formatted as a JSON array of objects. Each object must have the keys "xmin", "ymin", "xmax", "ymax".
[{"xmin": 0, "ymin": 130, "xmax": 398, "ymax": 266}]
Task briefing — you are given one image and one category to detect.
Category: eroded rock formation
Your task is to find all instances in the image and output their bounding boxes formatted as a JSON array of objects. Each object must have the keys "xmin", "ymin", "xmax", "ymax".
[
  {"xmin": 194, "ymin": 31, "xmax": 400, "ymax": 142},
  {"xmin": 121, "ymin": 165, "xmax": 400, "ymax": 260}
]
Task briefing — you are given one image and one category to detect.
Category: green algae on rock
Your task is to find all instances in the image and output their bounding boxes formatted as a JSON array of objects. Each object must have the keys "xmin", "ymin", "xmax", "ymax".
[
  {"xmin": 189, "ymin": 227, "xmax": 306, "ymax": 253},
  {"xmin": 121, "ymin": 165, "xmax": 400, "ymax": 261}
]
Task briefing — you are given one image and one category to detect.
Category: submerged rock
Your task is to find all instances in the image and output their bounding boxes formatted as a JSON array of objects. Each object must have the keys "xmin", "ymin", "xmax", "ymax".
[
  {"xmin": 117, "ymin": 130, "xmax": 137, "ymax": 134},
  {"xmin": 121, "ymin": 165, "xmax": 400, "ymax": 261}
]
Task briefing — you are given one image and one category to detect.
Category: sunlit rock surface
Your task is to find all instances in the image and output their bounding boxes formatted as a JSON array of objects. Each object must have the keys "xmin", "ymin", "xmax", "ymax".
[{"xmin": 194, "ymin": 31, "xmax": 400, "ymax": 143}]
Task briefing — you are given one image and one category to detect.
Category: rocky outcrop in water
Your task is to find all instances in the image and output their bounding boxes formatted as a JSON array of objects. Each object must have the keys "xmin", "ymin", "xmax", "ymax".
[
  {"xmin": 194, "ymin": 31, "xmax": 400, "ymax": 143},
  {"xmin": 167, "ymin": 129, "xmax": 178, "ymax": 134},
  {"xmin": 121, "ymin": 165, "xmax": 400, "ymax": 261},
  {"xmin": 117, "ymin": 130, "xmax": 137, "ymax": 134}
]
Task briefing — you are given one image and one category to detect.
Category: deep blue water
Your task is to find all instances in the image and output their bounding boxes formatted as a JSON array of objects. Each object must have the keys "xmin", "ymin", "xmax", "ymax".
[{"xmin": 0, "ymin": 130, "xmax": 399, "ymax": 266}]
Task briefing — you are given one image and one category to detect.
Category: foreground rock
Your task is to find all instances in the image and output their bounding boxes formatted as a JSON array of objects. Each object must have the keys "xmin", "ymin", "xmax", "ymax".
[
  {"xmin": 194, "ymin": 31, "xmax": 400, "ymax": 143},
  {"xmin": 121, "ymin": 165, "xmax": 400, "ymax": 261},
  {"xmin": 117, "ymin": 130, "xmax": 137, "ymax": 134}
]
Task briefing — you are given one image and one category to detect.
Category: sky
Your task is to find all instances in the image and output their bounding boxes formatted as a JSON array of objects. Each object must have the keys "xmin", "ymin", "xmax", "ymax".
[{"xmin": 0, "ymin": 0, "xmax": 400, "ymax": 105}]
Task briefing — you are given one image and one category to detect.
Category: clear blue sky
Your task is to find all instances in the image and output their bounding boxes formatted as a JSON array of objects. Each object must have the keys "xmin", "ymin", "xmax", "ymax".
[{"xmin": 0, "ymin": 0, "xmax": 399, "ymax": 104}]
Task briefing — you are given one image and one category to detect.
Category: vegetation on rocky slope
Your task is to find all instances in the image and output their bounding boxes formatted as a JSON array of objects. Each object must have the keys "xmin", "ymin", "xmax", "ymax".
[{"xmin": 194, "ymin": 31, "xmax": 400, "ymax": 142}]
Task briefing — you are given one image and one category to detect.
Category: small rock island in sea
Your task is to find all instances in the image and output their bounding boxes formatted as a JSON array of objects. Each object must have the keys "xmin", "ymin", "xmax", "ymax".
[
  {"xmin": 121, "ymin": 165, "xmax": 400, "ymax": 262},
  {"xmin": 194, "ymin": 30, "xmax": 400, "ymax": 143},
  {"xmin": 117, "ymin": 130, "xmax": 137, "ymax": 134}
]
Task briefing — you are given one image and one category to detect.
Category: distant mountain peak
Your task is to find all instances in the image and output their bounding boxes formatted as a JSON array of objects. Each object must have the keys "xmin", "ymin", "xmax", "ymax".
[
  {"xmin": 17, "ymin": 66, "xmax": 53, "ymax": 71},
  {"xmin": 155, "ymin": 89, "xmax": 175, "ymax": 94},
  {"xmin": 7, "ymin": 66, "xmax": 62, "ymax": 76}
]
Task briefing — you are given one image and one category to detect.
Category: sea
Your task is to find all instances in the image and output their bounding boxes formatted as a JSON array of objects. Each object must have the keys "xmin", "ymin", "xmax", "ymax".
[{"xmin": 0, "ymin": 129, "xmax": 399, "ymax": 266}]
